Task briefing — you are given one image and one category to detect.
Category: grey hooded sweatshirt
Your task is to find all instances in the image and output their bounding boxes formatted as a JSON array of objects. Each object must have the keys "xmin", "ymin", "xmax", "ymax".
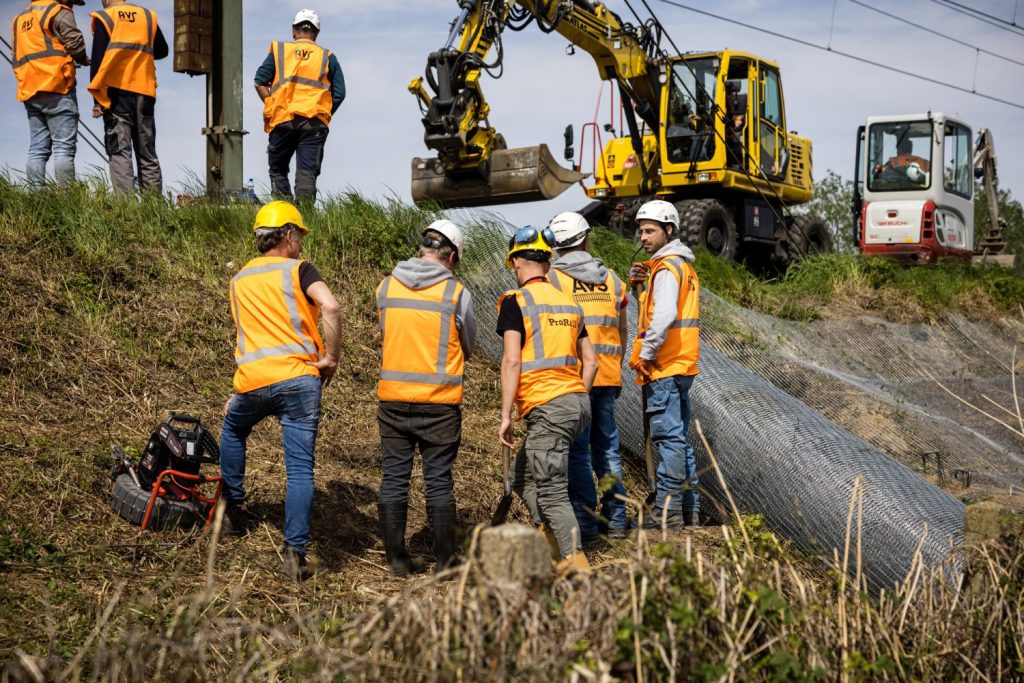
[
  {"xmin": 641, "ymin": 239, "xmax": 695, "ymax": 361},
  {"xmin": 390, "ymin": 257, "xmax": 477, "ymax": 359},
  {"xmin": 551, "ymin": 250, "xmax": 613, "ymax": 286}
]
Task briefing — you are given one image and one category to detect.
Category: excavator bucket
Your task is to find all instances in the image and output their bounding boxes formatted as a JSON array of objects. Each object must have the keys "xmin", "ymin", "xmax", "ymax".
[{"xmin": 411, "ymin": 144, "xmax": 586, "ymax": 208}]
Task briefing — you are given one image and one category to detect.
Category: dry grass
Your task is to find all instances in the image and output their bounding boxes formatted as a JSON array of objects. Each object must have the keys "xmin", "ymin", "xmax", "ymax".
[{"xmin": 0, "ymin": 182, "xmax": 1022, "ymax": 680}]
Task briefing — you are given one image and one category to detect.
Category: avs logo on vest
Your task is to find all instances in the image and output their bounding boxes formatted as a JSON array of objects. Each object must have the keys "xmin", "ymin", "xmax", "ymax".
[
  {"xmin": 116, "ymin": 10, "xmax": 138, "ymax": 22},
  {"xmin": 20, "ymin": 17, "xmax": 34, "ymax": 32},
  {"xmin": 294, "ymin": 48, "xmax": 313, "ymax": 61},
  {"xmin": 572, "ymin": 280, "xmax": 608, "ymax": 293}
]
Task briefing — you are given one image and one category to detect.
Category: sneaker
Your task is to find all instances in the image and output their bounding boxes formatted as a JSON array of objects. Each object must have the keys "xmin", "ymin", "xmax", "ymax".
[
  {"xmin": 282, "ymin": 547, "xmax": 312, "ymax": 582},
  {"xmin": 642, "ymin": 507, "xmax": 685, "ymax": 531},
  {"xmin": 221, "ymin": 501, "xmax": 259, "ymax": 536}
]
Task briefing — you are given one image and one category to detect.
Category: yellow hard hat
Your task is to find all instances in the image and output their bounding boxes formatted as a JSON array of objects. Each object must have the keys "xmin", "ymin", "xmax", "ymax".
[
  {"xmin": 253, "ymin": 200, "xmax": 308, "ymax": 233},
  {"xmin": 505, "ymin": 226, "xmax": 555, "ymax": 268}
]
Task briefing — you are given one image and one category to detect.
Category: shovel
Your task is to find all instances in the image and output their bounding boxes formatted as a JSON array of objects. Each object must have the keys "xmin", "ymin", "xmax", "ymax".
[
  {"xmin": 642, "ymin": 390, "xmax": 657, "ymax": 508},
  {"xmin": 490, "ymin": 444, "xmax": 514, "ymax": 526}
]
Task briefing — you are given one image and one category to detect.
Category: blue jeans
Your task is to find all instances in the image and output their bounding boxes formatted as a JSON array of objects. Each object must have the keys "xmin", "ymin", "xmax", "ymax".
[
  {"xmin": 25, "ymin": 91, "xmax": 78, "ymax": 186},
  {"xmin": 568, "ymin": 386, "xmax": 628, "ymax": 538},
  {"xmin": 220, "ymin": 375, "xmax": 322, "ymax": 555},
  {"xmin": 644, "ymin": 374, "xmax": 699, "ymax": 513}
]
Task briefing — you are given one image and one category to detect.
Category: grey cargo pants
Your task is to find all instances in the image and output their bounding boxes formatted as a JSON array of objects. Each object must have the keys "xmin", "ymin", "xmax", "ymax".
[
  {"xmin": 511, "ymin": 391, "xmax": 591, "ymax": 559},
  {"xmin": 102, "ymin": 92, "xmax": 162, "ymax": 194}
]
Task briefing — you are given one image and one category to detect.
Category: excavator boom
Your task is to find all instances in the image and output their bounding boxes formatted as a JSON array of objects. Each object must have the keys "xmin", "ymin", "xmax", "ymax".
[
  {"xmin": 972, "ymin": 128, "xmax": 1016, "ymax": 267},
  {"xmin": 409, "ymin": 0, "xmax": 656, "ymax": 208}
]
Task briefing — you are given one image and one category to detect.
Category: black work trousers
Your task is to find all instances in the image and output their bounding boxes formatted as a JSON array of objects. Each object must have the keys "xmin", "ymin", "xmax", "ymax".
[
  {"xmin": 377, "ymin": 401, "xmax": 461, "ymax": 507},
  {"xmin": 267, "ymin": 116, "xmax": 328, "ymax": 202}
]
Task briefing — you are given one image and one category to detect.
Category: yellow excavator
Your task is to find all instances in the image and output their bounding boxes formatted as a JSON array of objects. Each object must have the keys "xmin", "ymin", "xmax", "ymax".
[{"xmin": 409, "ymin": 0, "xmax": 831, "ymax": 266}]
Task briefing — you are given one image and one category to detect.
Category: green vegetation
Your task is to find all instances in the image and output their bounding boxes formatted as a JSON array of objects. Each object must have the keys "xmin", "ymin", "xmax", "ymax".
[
  {"xmin": 590, "ymin": 222, "xmax": 1024, "ymax": 322},
  {"xmin": 0, "ymin": 182, "xmax": 1022, "ymax": 680}
]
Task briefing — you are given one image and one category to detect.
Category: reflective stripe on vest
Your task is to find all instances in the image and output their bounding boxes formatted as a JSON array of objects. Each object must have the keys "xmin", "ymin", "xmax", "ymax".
[
  {"xmin": 634, "ymin": 255, "xmax": 700, "ymax": 384},
  {"xmin": 87, "ymin": 4, "xmax": 157, "ymax": 109},
  {"xmin": 230, "ymin": 258, "xmax": 323, "ymax": 393},
  {"xmin": 500, "ymin": 282, "xmax": 585, "ymax": 417},
  {"xmin": 376, "ymin": 275, "xmax": 465, "ymax": 403},
  {"xmin": 262, "ymin": 39, "xmax": 333, "ymax": 133},
  {"xmin": 11, "ymin": 2, "xmax": 74, "ymax": 101},
  {"xmin": 550, "ymin": 267, "xmax": 624, "ymax": 386}
]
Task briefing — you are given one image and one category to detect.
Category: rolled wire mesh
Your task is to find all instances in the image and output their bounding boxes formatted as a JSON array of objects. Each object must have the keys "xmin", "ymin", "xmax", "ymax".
[{"xmin": 449, "ymin": 210, "xmax": 965, "ymax": 591}]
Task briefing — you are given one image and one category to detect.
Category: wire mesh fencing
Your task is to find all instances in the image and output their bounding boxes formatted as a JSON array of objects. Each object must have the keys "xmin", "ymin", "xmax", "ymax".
[{"xmin": 447, "ymin": 210, "xmax": 978, "ymax": 591}]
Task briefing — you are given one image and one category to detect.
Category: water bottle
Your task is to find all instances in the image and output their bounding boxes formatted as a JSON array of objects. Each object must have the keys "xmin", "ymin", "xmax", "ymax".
[{"xmin": 246, "ymin": 178, "xmax": 257, "ymax": 203}]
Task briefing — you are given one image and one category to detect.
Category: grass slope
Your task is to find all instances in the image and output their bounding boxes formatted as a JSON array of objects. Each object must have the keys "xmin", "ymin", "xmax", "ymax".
[{"xmin": 0, "ymin": 181, "xmax": 1021, "ymax": 680}]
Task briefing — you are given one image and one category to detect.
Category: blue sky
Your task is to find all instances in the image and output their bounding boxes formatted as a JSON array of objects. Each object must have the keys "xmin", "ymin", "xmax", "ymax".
[{"xmin": 2, "ymin": 0, "xmax": 1022, "ymax": 227}]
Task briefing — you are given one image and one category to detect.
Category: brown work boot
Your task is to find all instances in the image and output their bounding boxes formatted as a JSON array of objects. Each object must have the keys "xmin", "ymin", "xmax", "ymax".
[
  {"xmin": 537, "ymin": 523, "xmax": 561, "ymax": 562},
  {"xmin": 555, "ymin": 552, "xmax": 591, "ymax": 577}
]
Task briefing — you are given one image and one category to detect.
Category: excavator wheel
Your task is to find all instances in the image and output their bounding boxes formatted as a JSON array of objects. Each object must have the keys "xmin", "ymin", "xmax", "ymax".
[
  {"xmin": 677, "ymin": 199, "xmax": 738, "ymax": 262},
  {"xmin": 785, "ymin": 214, "xmax": 833, "ymax": 265}
]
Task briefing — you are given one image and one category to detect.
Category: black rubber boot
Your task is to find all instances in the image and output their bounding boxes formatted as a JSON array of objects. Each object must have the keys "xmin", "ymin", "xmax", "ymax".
[
  {"xmin": 427, "ymin": 502, "xmax": 458, "ymax": 572},
  {"xmin": 378, "ymin": 502, "xmax": 418, "ymax": 577},
  {"xmin": 683, "ymin": 510, "xmax": 700, "ymax": 527}
]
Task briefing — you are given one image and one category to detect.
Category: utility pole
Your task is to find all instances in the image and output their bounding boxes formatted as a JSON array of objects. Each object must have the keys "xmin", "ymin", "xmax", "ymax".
[{"xmin": 174, "ymin": 0, "xmax": 246, "ymax": 198}]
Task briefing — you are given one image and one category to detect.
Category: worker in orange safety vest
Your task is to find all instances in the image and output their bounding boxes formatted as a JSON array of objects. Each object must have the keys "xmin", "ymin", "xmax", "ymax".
[
  {"xmin": 498, "ymin": 226, "xmax": 598, "ymax": 576},
  {"xmin": 254, "ymin": 9, "xmax": 346, "ymax": 203},
  {"xmin": 375, "ymin": 220, "xmax": 476, "ymax": 577},
  {"xmin": 219, "ymin": 201, "xmax": 343, "ymax": 582},
  {"xmin": 87, "ymin": 0, "xmax": 168, "ymax": 194},
  {"xmin": 10, "ymin": 0, "xmax": 90, "ymax": 186},
  {"xmin": 628, "ymin": 199, "xmax": 701, "ymax": 531},
  {"xmin": 548, "ymin": 211, "xmax": 631, "ymax": 545}
]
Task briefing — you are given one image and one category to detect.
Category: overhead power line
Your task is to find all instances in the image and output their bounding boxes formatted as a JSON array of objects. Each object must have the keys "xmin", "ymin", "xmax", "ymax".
[
  {"xmin": 0, "ymin": 35, "xmax": 109, "ymax": 164},
  {"xmin": 925, "ymin": 0, "xmax": 1024, "ymax": 37},
  {"xmin": 848, "ymin": 0, "xmax": 1024, "ymax": 69},
  {"xmin": 654, "ymin": 0, "xmax": 1024, "ymax": 112}
]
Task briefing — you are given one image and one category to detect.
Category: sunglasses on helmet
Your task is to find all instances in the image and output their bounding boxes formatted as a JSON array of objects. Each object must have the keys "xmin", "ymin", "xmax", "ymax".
[{"xmin": 508, "ymin": 225, "xmax": 556, "ymax": 249}]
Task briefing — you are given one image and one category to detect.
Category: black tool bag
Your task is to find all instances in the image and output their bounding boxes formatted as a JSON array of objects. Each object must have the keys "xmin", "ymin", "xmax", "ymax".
[{"xmin": 137, "ymin": 414, "xmax": 220, "ymax": 491}]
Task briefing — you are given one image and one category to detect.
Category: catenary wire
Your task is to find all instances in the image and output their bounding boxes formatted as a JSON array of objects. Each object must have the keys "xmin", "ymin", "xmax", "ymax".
[
  {"xmin": 935, "ymin": 0, "xmax": 1024, "ymax": 31},
  {"xmin": 655, "ymin": 0, "xmax": 1024, "ymax": 111},
  {"xmin": 849, "ymin": 0, "xmax": 1024, "ymax": 68},
  {"xmin": 925, "ymin": 0, "xmax": 1024, "ymax": 37}
]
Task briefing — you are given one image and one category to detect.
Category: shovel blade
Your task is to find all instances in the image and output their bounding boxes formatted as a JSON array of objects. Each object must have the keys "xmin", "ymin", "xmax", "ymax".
[
  {"xmin": 490, "ymin": 492, "xmax": 513, "ymax": 526},
  {"xmin": 411, "ymin": 144, "xmax": 586, "ymax": 208}
]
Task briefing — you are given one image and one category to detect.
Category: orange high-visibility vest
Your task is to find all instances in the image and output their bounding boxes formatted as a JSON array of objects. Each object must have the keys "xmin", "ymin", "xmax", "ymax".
[
  {"xmin": 498, "ymin": 282, "xmax": 586, "ymax": 418},
  {"xmin": 230, "ymin": 257, "xmax": 324, "ymax": 393},
  {"xmin": 632, "ymin": 255, "xmax": 700, "ymax": 384},
  {"xmin": 549, "ymin": 267, "xmax": 625, "ymax": 387},
  {"xmin": 376, "ymin": 275, "xmax": 466, "ymax": 404},
  {"xmin": 88, "ymin": 3, "xmax": 158, "ymax": 109},
  {"xmin": 262, "ymin": 39, "xmax": 333, "ymax": 133},
  {"xmin": 10, "ymin": 2, "xmax": 75, "ymax": 102}
]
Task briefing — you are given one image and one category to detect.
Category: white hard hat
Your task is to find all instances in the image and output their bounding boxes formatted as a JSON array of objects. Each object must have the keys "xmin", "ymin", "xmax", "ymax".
[
  {"xmin": 635, "ymin": 199, "xmax": 679, "ymax": 230},
  {"xmin": 906, "ymin": 162, "xmax": 926, "ymax": 184},
  {"xmin": 424, "ymin": 219, "xmax": 464, "ymax": 260},
  {"xmin": 293, "ymin": 9, "xmax": 321, "ymax": 30},
  {"xmin": 548, "ymin": 211, "xmax": 591, "ymax": 249}
]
